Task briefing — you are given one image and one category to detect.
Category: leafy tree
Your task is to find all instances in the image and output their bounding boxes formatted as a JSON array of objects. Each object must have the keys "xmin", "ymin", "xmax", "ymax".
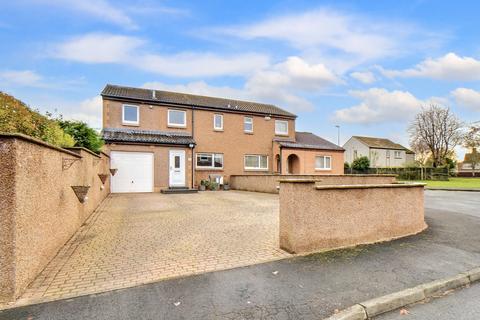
[
  {"xmin": 0, "ymin": 92, "xmax": 74, "ymax": 147},
  {"xmin": 58, "ymin": 120, "xmax": 104, "ymax": 153},
  {"xmin": 351, "ymin": 156, "xmax": 370, "ymax": 171},
  {"xmin": 463, "ymin": 123, "xmax": 480, "ymax": 176},
  {"xmin": 409, "ymin": 105, "xmax": 464, "ymax": 167}
]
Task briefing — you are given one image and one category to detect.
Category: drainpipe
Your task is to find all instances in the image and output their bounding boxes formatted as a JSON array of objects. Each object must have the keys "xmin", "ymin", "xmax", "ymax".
[
  {"xmin": 279, "ymin": 146, "xmax": 282, "ymax": 174},
  {"xmin": 191, "ymin": 107, "xmax": 195, "ymax": 189}
]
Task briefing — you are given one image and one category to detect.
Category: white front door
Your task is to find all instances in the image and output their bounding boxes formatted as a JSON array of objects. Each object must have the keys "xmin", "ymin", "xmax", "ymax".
[
  {"xmin": 110, "ymin": 151, "xmax": 154, "ymax": 193},
  {"xmin": 169, "ymin": 150, "xmax": 186, "ymax": 187}
]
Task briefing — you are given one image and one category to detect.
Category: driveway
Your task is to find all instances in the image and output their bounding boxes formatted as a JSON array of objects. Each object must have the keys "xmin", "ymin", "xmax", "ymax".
[
  {"xmin": 2, "ymin": 190, "xmax": 479, "ymax": 319},
  {"xmin": 15, "ymin": 191, "xmax": 290, "ymax": 306}
]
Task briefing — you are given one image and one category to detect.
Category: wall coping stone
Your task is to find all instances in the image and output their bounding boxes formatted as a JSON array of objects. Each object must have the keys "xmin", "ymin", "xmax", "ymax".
[
  {"xmin": 314, "ymin": 183, "xmax": 426, "ymax": 190},
  {"xmin": 231, "ymin": 174, "xmax": 398, "ymax": 177},
  {"xmin": 278, "ymin": 178, "xmax": 321, "ymax": 183},
  {"xmin": 64, "ymin": 147, "xmax": 105, "ymax": 158},
  {"xmin": 0, "ymin": 133, "xmax": 81, "ymax": 158}
]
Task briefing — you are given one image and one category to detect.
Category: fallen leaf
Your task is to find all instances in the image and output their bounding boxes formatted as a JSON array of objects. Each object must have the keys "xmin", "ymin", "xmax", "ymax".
[
  {"xmin": 174, "ymin": 301, "xmax": 181, "ymax": 307},
  {"xmin": 399, "ymin": 308, "xmax": 409, "ymax": 315}
]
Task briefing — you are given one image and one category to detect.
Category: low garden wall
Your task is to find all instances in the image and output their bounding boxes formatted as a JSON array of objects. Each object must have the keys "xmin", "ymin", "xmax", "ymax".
[
  {"xmin": 0, "ymin": 133, "xmax": 110, "ymax": 302},
  {"xmin": 230, "ymin": 174, "xmax": 397, "ymax": 193},
  {"xmin": 279, "ymin": 179, "xmax": 427, "ymax": 254}
]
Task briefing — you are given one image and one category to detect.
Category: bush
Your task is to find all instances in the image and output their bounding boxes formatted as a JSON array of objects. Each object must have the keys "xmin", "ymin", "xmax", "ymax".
[
  {"xmin": 0, "ymin": 92, "xmax": 74, "ymax": 148},
  {"xmin": 344, "ymin": 162, "xmax": 350, "ymax": 169},
  {"xmin": 351, "ymin": 156, "xmax": 370, "ymax": 171},
  {"xmin": 58, "ymin": 120, "xmax": 104, "ymax": 153}
]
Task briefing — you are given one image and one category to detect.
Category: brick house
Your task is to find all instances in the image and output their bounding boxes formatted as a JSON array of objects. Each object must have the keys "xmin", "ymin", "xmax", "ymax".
[{"xmin": 101, "ymin": 84, "xmax": 344, "ymax": 192}]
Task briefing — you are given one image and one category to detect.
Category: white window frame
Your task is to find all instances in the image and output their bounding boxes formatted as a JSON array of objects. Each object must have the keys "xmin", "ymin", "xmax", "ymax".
[
  {"xmin": 122, "ymin": 104, "xmax": 139, "ymax": 125},
  {"xmin": 394, "ymin": 150, "xmax": 402, "ymax": 159},
  {"xmin": 213, "ymin": 114, "xmax": 223, "ymax": 131},
  {"xmin": 275, "ymin": 120, "xmax": 289, "ymax": 135},
  {"xmin": 244, "ymin": 155, "xmax": 268, "ymax": 170},
  {"xmin": 244, "ymin": 117, "xmax": 253, "ymax": 133},
  {"xmin": 315, "ymin": 155, "xmax": 332, "ymax": 170},
  {"xmin": 168, "ymin": 109, "xmax": 187, "ymax": 127},
  {"xmin": 195, "ymin": 153, "xmax": 224, "ymax": 170}
]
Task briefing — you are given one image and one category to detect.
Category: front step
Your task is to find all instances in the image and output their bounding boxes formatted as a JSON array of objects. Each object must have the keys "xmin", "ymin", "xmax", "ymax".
[{"xmin": 160, "ymin": 188, "xmax": 198, "ymax": 194}]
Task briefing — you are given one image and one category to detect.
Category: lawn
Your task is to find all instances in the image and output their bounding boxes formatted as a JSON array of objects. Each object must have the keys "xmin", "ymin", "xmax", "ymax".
[{"xmin": 405, "ymin": 177, "xmax": 480, "ymax": 189}]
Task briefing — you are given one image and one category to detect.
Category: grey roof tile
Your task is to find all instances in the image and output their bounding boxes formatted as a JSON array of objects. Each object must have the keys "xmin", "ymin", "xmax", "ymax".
[
  {"xmin": 102, "ymin": 128, "xmax": 195, "ymax": 146},
  {"xmin": 276, "ymin": 132, "xmax": 344, "ymax": 151},
  {"xmin": 101, "ymin": 84, "xmax": 296, "ymax": 118}
]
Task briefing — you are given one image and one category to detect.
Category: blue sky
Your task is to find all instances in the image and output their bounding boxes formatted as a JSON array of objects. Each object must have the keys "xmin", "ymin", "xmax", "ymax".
[{"xmin": 1, "ymin": 0, "xmax": 480, "ymax": 157}]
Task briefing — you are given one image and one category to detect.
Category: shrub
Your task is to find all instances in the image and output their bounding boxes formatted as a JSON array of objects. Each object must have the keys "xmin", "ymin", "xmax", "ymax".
[
  {"xmin": 344, "ymin": 162, "xmax": 350, "ymax": 169},
  {"xmin": 351, "ymin": 156, "xmax": 370, "ymax": 171},
  {"xmin": 58, "ymin": 120, "xmax": 104, "ymax": 153}
]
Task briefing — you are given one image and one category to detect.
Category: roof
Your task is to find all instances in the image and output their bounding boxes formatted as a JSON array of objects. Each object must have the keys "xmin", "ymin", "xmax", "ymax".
[
  {"xmin": 102, "ymin": 128, "xmax": 195, "ymax": 146},
  {"xmin": 352, "ymin": 136, "xmax": 410, "ymax": 151},
  {"xmin": 101, "ymin": 84, "xmax": 296, "ymax": 118},
  {"xmin": 276, "ymin": 132, "xmax": 344, "ymax": 151}
]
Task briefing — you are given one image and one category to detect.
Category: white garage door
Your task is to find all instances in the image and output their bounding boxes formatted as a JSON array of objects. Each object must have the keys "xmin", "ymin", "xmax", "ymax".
[{"xmin": 110, "ymin": 151, "xmax": 154, "ymax": 193}]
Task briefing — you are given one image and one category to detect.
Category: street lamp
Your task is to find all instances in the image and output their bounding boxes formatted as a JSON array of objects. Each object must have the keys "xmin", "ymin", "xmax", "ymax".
[{"xmin": 335, "ymin": 125, "xmax": 340, "ymax": 146}]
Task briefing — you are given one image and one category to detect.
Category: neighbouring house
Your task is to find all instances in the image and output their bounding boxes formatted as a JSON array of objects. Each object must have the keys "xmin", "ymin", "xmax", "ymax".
[
  {"xmin": 101, "ymin": 84, "xmax": 344, "ymax": 192},
  {"xmin": 457, "ymin": 148, "xmax": 479, "ymax": 177},
  {"xmin": 343, "ymin": 136, "xmax": 415, "ymax": 168}
]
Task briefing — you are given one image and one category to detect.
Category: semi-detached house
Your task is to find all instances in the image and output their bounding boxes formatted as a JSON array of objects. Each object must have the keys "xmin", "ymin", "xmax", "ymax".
[{"xmin": 101, "ymin": 84, "xmax": 344, "ymax": 192}]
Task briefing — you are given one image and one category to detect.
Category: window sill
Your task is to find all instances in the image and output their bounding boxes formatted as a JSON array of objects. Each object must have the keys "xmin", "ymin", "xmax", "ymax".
[
  {"xmin": 214, "ymin": 129, "xmax": 224, "ymax": 132},
  {"xmin": 244, "ymin": 131, "xmax": 254, "ymax": 135},
  {"xmin": 122, "ymin": 122, "xmax": 140, "ymax": 127},
  {"xmin": 315, "ymin": 168, "xmax": 332, "ymax": 171},
  {"xmin": 244, "ymin": 169, "xmax": 269, "ymax": 172},
  {"xmin": 195, "ymin": 168, "xmax": 224, "ymax": 171},
  {"xmin": 275, "ymin": 133, "xmax": 289, "ymax": 136},
  {"xmin": 167, "ymin": 125, "xmax": 187, "ymax": 129}
]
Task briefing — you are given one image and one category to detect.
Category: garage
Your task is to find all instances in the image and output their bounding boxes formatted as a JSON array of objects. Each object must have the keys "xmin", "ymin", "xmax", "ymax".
[{"xmin": 110, "ymin": 151, "xmax": 154, "ymax": 193}]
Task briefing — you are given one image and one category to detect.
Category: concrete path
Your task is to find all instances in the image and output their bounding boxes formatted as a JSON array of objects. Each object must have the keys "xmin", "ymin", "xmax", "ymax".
[
  {"xmin": 1, "ymin": 190, "xmax": 479, "ymax": 319},
  {"xmin": 14, "ymin": 191, "xmax": 290, "ymax": 306},
  {"xmin": 375, "ymin": 282, "xmax": 480, "ymax": 320}
]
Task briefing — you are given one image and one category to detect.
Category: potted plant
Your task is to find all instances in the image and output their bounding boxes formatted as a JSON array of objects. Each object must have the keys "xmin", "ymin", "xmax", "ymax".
[
  {"xmin": 208, "ymin": 181, "xmax": 218, "ymax": 191},
  {"xmin": 199, "ymin": 179, "xmax": 207, "ymax": 191},
  {"xmin": 223, "ymin": 180, "xmax": 230, "ymax": 191}
]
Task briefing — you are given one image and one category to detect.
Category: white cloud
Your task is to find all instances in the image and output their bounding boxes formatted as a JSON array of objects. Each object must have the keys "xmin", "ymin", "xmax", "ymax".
[
  {"xmin": 350, "ymin": 71, "xmax": 376, "ymax": 84},
  {"xmin": 64, "ymin": 96, "xmax": 103, "ymax": 129},
  {"xmin": 0, "ymin": 70, "xmax": 43, "ymax": 86},
  {"xmin": 141, "ymin": 56, "xmax": 341, "ymax": 112},
  {"xmin": 333, "ymin": 88, "xmax": 425, "ymax": 124},
  {"xmin": 452, "ymin": 88, "xmax": 480, "ymax": 111},
  {"xmin": 32, "ymin": 0, "xmax": 137, "ymax": 29},
  {"xmin": 52, "ymin": 33, "xmax": 144, "ymax": 63},
  {"xmin": 381, "ymin": 53, "xmax": 480, "ymax": 81},
  {"xmin": 51, "ymin": 33, "xmax": 270, "ymax": 77},
  {"xmin": 215, "ymin": 8, "xmax": 420, "ymax": 63}
]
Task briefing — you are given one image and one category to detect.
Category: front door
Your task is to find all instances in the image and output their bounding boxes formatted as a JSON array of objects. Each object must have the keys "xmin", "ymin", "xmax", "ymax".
[{"xmin": 169, "ymin": 150, "xmax": 186, "ymax": 187}]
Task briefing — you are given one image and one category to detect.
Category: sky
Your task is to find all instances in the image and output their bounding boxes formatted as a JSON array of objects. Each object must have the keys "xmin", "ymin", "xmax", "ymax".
[{"xmin": 1, "ymin": 0, "xmax": 480, "ymax": 158}]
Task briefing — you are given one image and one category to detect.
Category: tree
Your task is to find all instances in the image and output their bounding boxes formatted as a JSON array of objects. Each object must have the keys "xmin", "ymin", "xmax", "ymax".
[
  {"xmin": 463, "ymin": 123, "xmax": 480, "ymax": 176},
  {"xmin": 0, "ymin": 92, "xmax": 74, "ymax": 147},
  {"xmin": 58, "ymin": 120, "xmax": 104, "ymax": 153},
  {"xmin": 409, "ymin": 105, "xmax": 464, "ymax": 167},
  {"xmin": 352, "ymin": 156, "xmax": 370, "ymax": 171}
]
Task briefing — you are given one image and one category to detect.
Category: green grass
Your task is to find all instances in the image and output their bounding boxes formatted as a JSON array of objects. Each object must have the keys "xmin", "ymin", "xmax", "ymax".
[{"xmin": 404, "ymin": 177, "xmax": 480, "ymax": 189}]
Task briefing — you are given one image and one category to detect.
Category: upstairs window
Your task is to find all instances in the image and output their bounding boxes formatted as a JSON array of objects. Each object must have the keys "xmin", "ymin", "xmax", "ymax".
[
  {"xmin": 168, "ymin": 109, "xmax": 186, "ymax": 127},
  {"xmin": 275, "ymin": 120, "xmax": 288, "ymax": 135},
  {"xmin": 244, "ymin": 155, "xmax": 268, "ymax": 170},
  {"xmin": 196, "ymin": 153, "xmax": 223, "ymax": 169},
  {"xmin": 122, "ymin": 104, "xmax": 139, "ymax": 125},
  {"xmin": 244, "ymin": 117, "xmax": 253, "ymax": 133},
  {"xmin": 214, "ymin": 114, "xmax": 223, "ymax": 130},
  {"xmin": 315, "ymin": 156, "xmax": 332, "ymax": 170}
]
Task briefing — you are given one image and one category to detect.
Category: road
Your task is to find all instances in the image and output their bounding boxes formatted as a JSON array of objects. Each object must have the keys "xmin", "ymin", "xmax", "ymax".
[
  {"xmin": 1, "ymin": 190, "xmax": 479, "ymax": 320},
  {"xmin": 375, "ymin": 282, "xmax": 480, "ymax": 320}
]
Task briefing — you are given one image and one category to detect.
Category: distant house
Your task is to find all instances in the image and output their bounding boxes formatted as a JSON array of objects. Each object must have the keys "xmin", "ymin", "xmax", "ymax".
[
  {"xmin": 457, "ymin": 148, "xmax": 479, "ymax": 177},
  {"xmin": 343, "ymin": 136, "xmax": 415, "ymax": 168}
]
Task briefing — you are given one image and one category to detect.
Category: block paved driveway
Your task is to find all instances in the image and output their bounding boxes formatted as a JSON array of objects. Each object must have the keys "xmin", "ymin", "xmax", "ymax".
[{"xmin": 17, "ymin": 191, "xmax": 290, "ymax": 305}]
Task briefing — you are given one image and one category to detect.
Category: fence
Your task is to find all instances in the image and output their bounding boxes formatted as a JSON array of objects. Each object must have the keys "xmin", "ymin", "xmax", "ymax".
[{"xmin": 344, "ymin": 167, "xmax": 450, "ymax": 180}]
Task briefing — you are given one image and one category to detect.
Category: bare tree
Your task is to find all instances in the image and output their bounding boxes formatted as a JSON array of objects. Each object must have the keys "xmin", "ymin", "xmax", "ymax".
[
  {"xmin": 463, "ymin": 123, "xmax": 480, "ymax": 176},
  {"xmin": 409, "ymin": 105, "xmax": 464, "ymax": 168}
]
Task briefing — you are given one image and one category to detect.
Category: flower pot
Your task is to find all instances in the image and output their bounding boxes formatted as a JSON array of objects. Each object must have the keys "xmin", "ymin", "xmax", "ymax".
[
  {"xmin": 223, "ymin": 184, "xmax": 230, "ymax": 191},
  {"xmin": 199, "ymin": 185, "xmax": 206, "ymax": 191}
]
